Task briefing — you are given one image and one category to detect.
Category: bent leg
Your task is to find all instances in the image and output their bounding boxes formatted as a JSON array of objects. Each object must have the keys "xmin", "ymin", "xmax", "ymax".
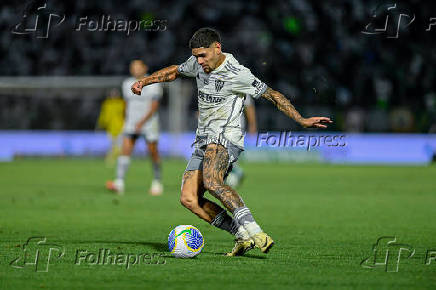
[
  {"xmin": 202, "ymin": 143, "xmax": 264, "ymax": 238},
  {"xmin": 180, "ymin": 170, "xmax": 215, "ymax": 222},
  {"xmin": 202, "ymin": 143, "xmax": 245, "ymax": 212},
  {"xmin": 180, "ymin": 169, "xmax": 245, "ymax": 237}
]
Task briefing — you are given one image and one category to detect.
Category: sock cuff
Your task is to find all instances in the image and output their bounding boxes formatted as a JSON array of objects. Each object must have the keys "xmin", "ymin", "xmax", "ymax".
[
  {"xmin": 210, "ymin": 210, "xmax": 227, "ymax": 226},
  {"xmin": 234, "ymin": 206, "xmax": 251, "ymax": 220}
]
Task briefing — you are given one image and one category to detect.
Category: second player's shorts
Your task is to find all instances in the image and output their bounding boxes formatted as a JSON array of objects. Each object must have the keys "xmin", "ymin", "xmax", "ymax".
[
  {"xmin": 185, "ymin": 140, "xmax": 243, "ymax": 177},
  {"xmin": 123, "ymin": 118, "xmax": 159, "ymax": 142}
]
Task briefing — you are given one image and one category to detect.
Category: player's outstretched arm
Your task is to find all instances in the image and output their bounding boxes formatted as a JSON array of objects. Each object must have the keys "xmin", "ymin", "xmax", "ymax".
[
  {"xmin": 261, "ymin": 87, "xmax": 332, "ymax": 128},
  {"xmin": 131, "ymin": 65, "xmax": 179, "ymax": 95}
]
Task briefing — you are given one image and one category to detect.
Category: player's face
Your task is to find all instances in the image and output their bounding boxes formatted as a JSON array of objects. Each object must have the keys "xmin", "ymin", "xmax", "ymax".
[
  {"xmin": 192, "ymin": 43, "xmax": 221, "ymax": 73},
  {"xmin": 130, "ymin": 61, "xmax": 148, "ymax": 79}
]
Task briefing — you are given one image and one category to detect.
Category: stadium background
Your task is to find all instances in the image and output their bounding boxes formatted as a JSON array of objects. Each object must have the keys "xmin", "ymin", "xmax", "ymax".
[
  {"xmin": 1, "ymin": 1, "xmax": 436, "ymax": 289},
  {"xmin": 1, "ymin": 0, "xmax": 436, "ymax": 132},
  {"xmin": 1, "ymin": 0, "xmax": 436, "ymax": 164}
]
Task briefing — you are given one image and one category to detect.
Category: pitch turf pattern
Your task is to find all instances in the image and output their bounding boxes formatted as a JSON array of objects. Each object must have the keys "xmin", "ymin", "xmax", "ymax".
[{"xmin": 1, "ymin": 159, "xmax": 436, "ymax": 289}]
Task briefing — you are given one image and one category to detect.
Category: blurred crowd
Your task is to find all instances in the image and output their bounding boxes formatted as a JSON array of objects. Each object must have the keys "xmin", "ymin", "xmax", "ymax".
[{"xmin": 1, "ymin": 0, "xmax": 435, "ymax": 132}]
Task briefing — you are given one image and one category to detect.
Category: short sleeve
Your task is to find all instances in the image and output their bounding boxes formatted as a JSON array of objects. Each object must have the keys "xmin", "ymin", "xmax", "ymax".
[
  {"xmin": 177, "ymin": 56, "xmax": 198, "ymax": 78},
  {"xmin": 231, "ymin": 67, "xmax": 267, "ymax": 99}
]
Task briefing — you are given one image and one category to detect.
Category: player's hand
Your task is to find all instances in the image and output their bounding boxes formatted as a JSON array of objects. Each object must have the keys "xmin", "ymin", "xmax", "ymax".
[
  {"xmin": 131, "ymin": 81, "xmax": 143, "ymax": 95},
  {"xmin": 299, "ymin": 117, "xmax": 332, "ymax": 129},
  {"xmin": 135, "ymin": 121, "xmax": 144, "ymax": 133}
]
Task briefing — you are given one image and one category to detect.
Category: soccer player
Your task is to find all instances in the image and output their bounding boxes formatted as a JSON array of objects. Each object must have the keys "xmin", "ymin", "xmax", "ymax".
[
  {"xmin": 96, "ymin": 88, "xmax": 125, "ymax": 167},
  {"xmin": 131, "ymin": 28, "xmax": 332, "ymax": 255},
  {"xmin": 106, "ymin": 60, "xmax": 163, "ymax": 195}
]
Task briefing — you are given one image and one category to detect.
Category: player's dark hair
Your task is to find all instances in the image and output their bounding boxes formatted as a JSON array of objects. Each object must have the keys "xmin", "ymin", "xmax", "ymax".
[{"xmin": 189, "ymin": 28, "xmax": 221, "ymax": 49}]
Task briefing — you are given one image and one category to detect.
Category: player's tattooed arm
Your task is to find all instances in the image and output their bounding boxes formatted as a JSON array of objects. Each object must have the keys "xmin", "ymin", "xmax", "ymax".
[
  {"xmin": 261, "ymin": 87, "xmax": 332, "ymax": 128},
  {"xmin": 131, "ymin": 65, "xmax": 179, "ymax": 95}
]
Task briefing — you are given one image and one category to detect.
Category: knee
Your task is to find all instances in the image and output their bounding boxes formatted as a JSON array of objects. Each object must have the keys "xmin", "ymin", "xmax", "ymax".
[{"xmin": 180, "ymin": 191, "xmax": 198, "ymax": 210}]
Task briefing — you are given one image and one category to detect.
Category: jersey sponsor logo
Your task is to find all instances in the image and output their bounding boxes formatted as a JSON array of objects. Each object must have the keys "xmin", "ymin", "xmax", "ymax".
[
  {"xmin": 198, "ymin": 91, "xmax": 224, "ymax": 103},
  {"xmin": 215, "ymin": 80, "xmax": 224, "ymax": 92},
  {"xmin": 194, "ymin": 135, "xmax": 229, "ymax": 149}
]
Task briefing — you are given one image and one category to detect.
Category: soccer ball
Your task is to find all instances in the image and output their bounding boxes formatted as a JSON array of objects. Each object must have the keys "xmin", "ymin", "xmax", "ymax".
[{"xmin": 168, "ymin": 225, "xmax": 204, "ymax": 258}]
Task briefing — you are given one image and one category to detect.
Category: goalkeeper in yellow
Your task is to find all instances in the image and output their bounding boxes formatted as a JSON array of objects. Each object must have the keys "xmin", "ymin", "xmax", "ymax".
[{"xmin": 97, "ymin": 88, "xmax": 125, "ymax": 166}]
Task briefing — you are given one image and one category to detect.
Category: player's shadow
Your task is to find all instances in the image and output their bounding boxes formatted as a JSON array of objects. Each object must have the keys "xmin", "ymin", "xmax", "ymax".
[
  {"xmin": 239, "ymin": 254, "xmax": 267, "ymax": 259},
  {"xmin": 69, "ymin": 241, "xmax": 267, "ymax": 259},
  {"xmin": 206, "ymin": 251, "xmax": 267, "ymax": 259},
  {"xmin": 69, "ymin": 240, "xmax": 168, "ymax": 252},
  {"xmin": 139, "ymin": 242, "xmax": 168, "ymax": 252}
]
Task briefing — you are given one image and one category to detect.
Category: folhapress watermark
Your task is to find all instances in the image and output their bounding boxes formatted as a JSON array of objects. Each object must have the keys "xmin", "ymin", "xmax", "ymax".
[
  {"xmin": 74, "ymin": 16, "xmax": 167, "ymax": 36},
  {"xmin": 11, "ymin": 1, "xmax": 167, "ymax": 39},
  {"xmin": 11, "ymin": 2, "xmax": 65, "ymax": 39},
  {"xmin": 256, "ymin": 132, "xmax": 346, "ymax": 151},
  {"xmin": 10, "ymin": 237, "xmax": 167, "ymax": 272},
  {"xmin": 361, "ymin": 236, "xmax": 436, "ymax": 272},
  {"xmin": 9, "ymin": 237, "xmax": 65, "ymax": 272},
  {"xmin": 75, "ymin": 249, "xmax": 166, "ymax": 269},
  {"xmin": 362, "ymin": 3, "xmax": 436, "ymax": 38}
]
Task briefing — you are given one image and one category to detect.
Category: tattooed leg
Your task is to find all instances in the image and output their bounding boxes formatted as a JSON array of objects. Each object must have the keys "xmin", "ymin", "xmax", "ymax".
[
  {"xmin": 202, "ymin": 144, "xmax": 245, "ymax": 212},
  {"xmin": 180, "ymin": 169, "xmax": 230, "ymax": 221},
  {"xmin": 180, "ymin": 168, "xmax": 247, "ymax": 238},
  {"xmin": 180, "ymin": 170, "xmax": 213, "ymax": 222},
  {"xmin": 202, "ymin": 143, "xmax": 263, "ymax": 237}
]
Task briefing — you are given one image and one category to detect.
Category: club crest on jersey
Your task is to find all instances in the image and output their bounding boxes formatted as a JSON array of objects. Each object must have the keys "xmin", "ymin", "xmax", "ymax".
[{"xmin": 215, "ymin": 80, "xmax": 225, "ymax": 92}]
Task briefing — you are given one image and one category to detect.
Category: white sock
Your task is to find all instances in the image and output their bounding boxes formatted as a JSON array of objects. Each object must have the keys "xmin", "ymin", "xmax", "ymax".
[
  {"xmin": 244, "ymin": 222, "xmax": 262, "ymax": 237},
  {"xmin": 235, "ymin": 226, "xmax": 250, "ymax": 240},
  {"xmin": 116, "ymin": 155, "xmax": 130, "ymax": 180},
  {"xmin": 234, "ymin": 206, "xmax": 263, "ymax": 237}
]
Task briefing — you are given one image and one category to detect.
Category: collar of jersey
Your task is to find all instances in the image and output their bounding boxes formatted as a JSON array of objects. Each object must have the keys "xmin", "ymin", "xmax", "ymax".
[{"xmin": 213, "ymin": 53, "xmax": 231, "ymax": 73}]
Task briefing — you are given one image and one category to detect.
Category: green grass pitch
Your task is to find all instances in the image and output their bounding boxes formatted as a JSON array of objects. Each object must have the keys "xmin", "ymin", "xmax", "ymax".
[{"xmin": 1, "ymin": 158, "xmax": 435, "ymax": 289}]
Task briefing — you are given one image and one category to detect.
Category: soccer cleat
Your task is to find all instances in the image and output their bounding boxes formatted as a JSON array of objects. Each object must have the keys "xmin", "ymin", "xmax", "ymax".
[
  {"xmin": 149, "ymin": 180, "xmax": 163, "ymax": 196},
  {"xmin": 252, "ymin": 232, "xmax": 274, "ymax": 253},
  {"xmin": 225, "ymin": 239, "xmax": 255, "ymax": 257},
  {"xmin": 106, "ymin": 179, "xmax": 124, "ymax": 195}
]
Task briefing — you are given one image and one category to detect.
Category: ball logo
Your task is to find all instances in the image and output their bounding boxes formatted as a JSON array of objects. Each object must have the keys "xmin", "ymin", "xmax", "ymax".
[{"xmin": 168, "ymin": 225, "xmax": 204, "ymax": 258}]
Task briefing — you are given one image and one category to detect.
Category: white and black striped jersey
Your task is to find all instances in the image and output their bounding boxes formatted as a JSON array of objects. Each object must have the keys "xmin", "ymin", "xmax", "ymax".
[{"xmin": 178, "ymin": 53, "xmax": 266, "ymax": 148}]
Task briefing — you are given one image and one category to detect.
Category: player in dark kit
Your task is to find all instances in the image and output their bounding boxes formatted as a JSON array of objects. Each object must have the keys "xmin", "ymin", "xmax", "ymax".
[{"xmin": 131, "ymin": 28, "xmax": 332, "ymax": 256}]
